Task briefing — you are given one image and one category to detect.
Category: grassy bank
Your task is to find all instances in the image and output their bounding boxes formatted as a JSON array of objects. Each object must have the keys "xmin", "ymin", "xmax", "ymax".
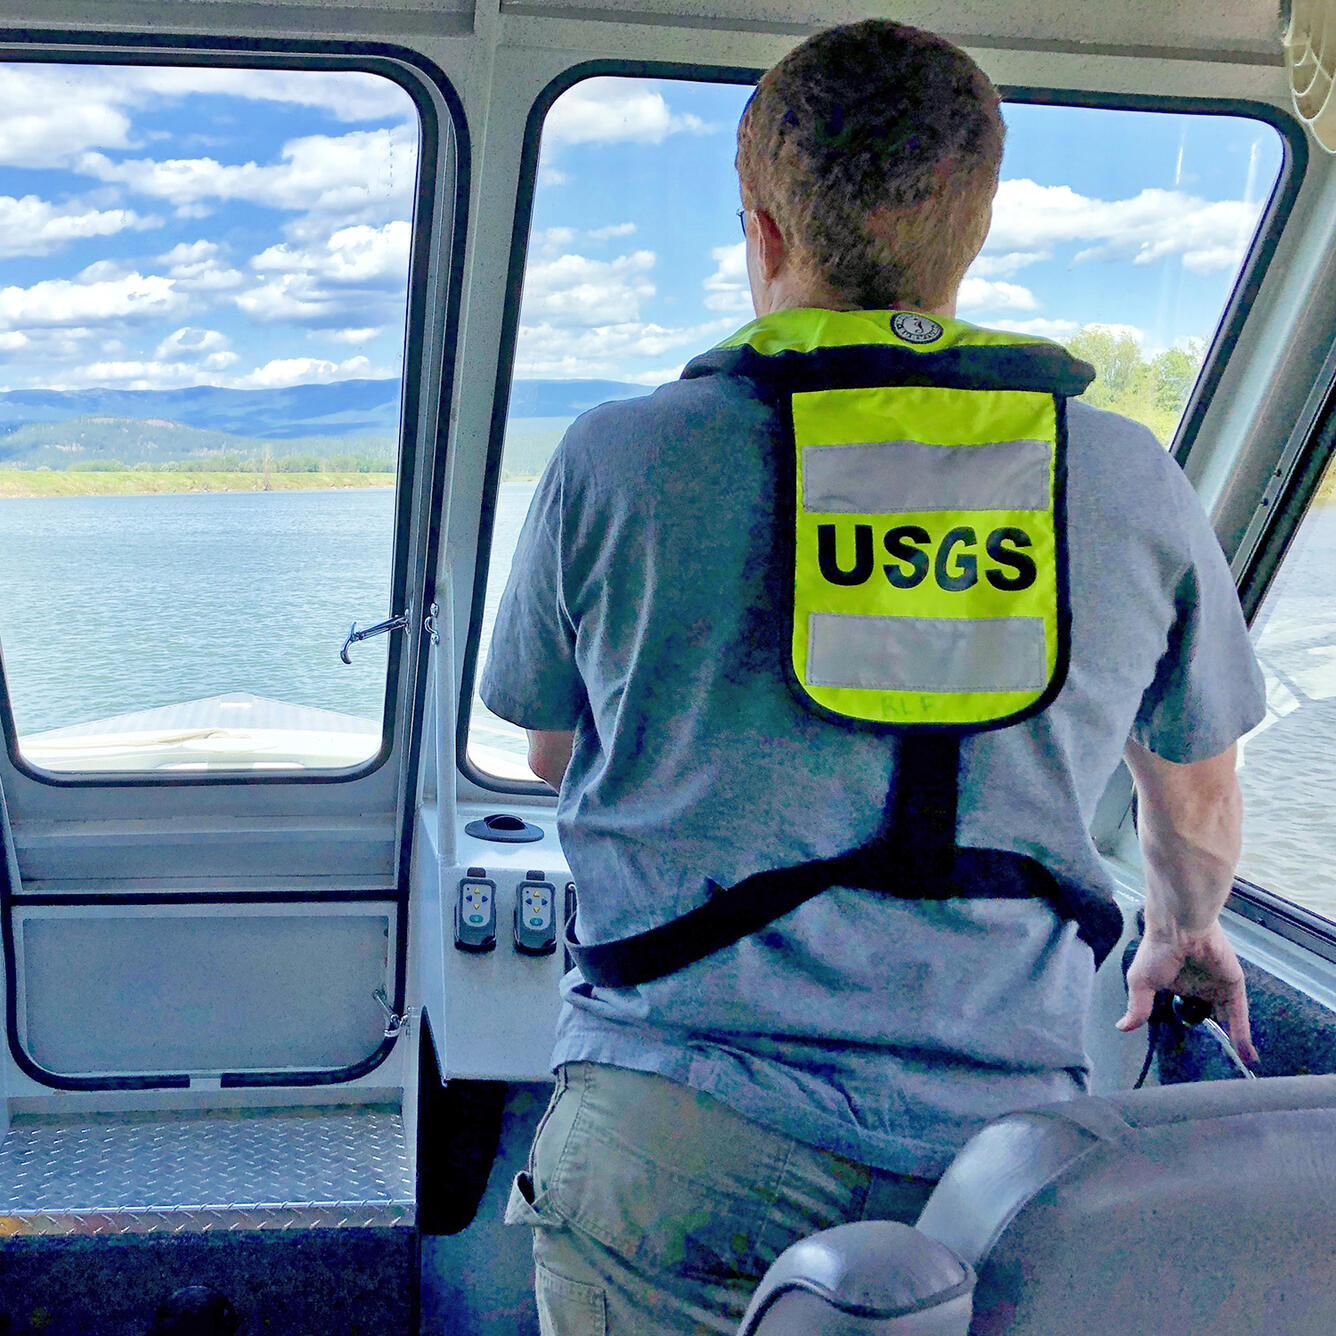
[{"xmin": 0, "ymin": 470, "xmax": 395, "ymax": 498}]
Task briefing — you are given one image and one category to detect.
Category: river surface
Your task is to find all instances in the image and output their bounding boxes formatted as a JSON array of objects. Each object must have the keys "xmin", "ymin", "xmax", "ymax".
[{"xmin": 0, "ymin": 482, "xmax": 1331, "ymax": 921}]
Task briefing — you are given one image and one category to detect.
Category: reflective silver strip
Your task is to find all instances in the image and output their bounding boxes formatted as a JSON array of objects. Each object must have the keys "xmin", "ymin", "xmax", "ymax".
[
  {"xmin": 806, "ymin": 613, "xmax": 1047, "ymax": 693},
  {"xmin": 802, "ymin": 439, "xmax": 1051, "ymax": 513}
]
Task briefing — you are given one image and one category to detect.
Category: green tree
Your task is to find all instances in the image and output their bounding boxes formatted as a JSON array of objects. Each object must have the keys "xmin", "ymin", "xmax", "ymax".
[{"xmin": 1066, "ymin": 326, "xmax": 1205, "ymax": 445}]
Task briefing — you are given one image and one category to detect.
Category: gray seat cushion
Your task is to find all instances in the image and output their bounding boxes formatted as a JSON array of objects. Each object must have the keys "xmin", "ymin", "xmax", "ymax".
[{"xmin": 916, "ymin": 1074, "xmax": 1336, "ymax": 1335}]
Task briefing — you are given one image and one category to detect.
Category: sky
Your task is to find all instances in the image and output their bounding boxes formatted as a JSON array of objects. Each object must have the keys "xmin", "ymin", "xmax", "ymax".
[
  {"xmin": 517, "ymin": 78, "xmax": 1286, "ymax": 386},
  {"xmin": 0, "ymin": 63, "xmax": 1286, "ymax": 398},
  {"xmin": 0, "ymin": 62, "xmax": 418, "ymax": 394}
]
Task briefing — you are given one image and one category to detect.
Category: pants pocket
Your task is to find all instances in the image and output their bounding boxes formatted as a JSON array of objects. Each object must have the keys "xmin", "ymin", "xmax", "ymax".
[
  {"xmin": 536, "ymin": 1068, "xmax": 768, "ymax": 1286},
  {"xmin": 535, "ymin": 1261, "xmax": 608, "ymax": 1336},
  {"xmin": 504, "ymin": 1170, "xmax": 545, "ymax": 1227}
]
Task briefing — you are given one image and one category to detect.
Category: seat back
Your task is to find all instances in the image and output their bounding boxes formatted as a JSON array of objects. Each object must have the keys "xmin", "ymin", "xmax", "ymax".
[
  {"xmin": 916, "ymin": 1074, "xmax": 1336, "ymax": 1335},
  {"xmin": 737, "ymin": 1220, "xmax": 974, "ymax": 1336}
]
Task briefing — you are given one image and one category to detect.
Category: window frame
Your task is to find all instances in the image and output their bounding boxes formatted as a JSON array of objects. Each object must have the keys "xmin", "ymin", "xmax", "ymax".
[
  {"xmin": 1225, "ymin": 335, "xmax": 1336, "ymax": 948},
  {"xmin": 457, "ymin": 60, "xmax": 1308, "ymax": 794},
  {"xmin": 0, "ymin": 32, "xmax": 465, "ymax": 790}
]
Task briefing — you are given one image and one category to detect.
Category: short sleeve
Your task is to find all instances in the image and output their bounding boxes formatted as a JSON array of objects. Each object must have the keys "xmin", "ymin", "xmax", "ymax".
[
  {"xmin": 478, "ymin": 447, "xmax": 588, "ymax": 730},
  {"xmin": 1130, "ymin": 498, "xmax": 1266, "ymax": 763}
]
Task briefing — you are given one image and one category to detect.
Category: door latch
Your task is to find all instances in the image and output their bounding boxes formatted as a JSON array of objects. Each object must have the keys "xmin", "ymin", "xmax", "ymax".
[
  {"xmin": 341, "ymin": 613, "xmax": 409, "ymax": 664},
  {"xmin": 374, "ymin": 988, "xmax": 414, "ymax": 1040}
]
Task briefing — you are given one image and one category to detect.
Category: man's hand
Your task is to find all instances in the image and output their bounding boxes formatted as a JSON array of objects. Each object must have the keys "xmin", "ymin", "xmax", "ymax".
[
  {"xmin": 1117, "ymin": 921, "xmax": 1257, "ymax": 1065},
  {"xmin": 1118, "ymin": 739, "xmax": 1256, "ymax": 1064}
]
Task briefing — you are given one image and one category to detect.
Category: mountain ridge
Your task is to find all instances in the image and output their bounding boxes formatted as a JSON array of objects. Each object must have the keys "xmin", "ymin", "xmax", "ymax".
[{"xmin": 0, "ymin": 377, "xmax": 646, "ymax": 445}]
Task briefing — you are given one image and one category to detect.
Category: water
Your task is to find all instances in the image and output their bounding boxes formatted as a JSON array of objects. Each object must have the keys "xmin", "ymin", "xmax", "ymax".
[
  {"xmin": 470, "ymin": 480, "xmax": 539, "ymax": 772},
  {"xmin": 0, "ymin": 489, "xmax": 395, "ymax": 735},
  {"xmin": 1, "ymin": 483, "xmax": 1332, "ymax": 920}
]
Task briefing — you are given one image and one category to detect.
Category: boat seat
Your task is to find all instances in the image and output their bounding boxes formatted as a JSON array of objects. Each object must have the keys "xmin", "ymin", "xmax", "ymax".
[
  {"xmin": 738, "ymin": 1074, "xmax": 1336, "ymax": 1336},
  {"xmin": 737, "ymin": 1221, "xmax": 974, "ymax": 1335}
]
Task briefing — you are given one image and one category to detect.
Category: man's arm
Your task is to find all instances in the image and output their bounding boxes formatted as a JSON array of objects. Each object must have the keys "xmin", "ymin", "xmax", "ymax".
[
  {"xmin": 527, "ymin": 729, "xmax": 574, "ymax": 793},
  {"xmin": 1116, "ymin": 739, "xmax": 1256, "ymax": 1064}
]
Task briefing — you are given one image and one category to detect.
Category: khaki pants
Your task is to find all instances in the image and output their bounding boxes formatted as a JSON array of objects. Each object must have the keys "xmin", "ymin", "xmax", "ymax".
[{"xmin": 505, "ymin": 1062, "xmax": 936, "ymax": 1336}]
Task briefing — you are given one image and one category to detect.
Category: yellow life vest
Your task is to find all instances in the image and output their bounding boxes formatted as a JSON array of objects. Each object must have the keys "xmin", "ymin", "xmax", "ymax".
[
  {"xmin": 564, "ymin": 312, "xmax": 1124, "ymax": 989},
  {"xmin": 704, "ymin": 307, "xmax": 1092, "ymax": 733}
]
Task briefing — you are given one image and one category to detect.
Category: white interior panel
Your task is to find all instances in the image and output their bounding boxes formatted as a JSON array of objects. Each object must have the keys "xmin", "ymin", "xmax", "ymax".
[
  {"xmin": 20, "ymin": 908, "xmax": 392, "ymax": 1076},
  {"xmin": 501, "ymin": 0, "xmax": 1281, "ymax": 56}
]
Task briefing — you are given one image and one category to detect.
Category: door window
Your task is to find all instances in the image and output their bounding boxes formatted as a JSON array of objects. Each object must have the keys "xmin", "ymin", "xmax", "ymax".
[{"xmin": 0, "ymin": 63, "xmax": 421, "ymax": 775}]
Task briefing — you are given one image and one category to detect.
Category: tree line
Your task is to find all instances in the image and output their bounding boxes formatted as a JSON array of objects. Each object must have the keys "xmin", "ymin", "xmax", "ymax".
[
  {"xmin": 1065, "ymin": 327, "xmax": 1205, "ymax": 445},
  {"xmin": 63, "ymin": 452, "xmax": 393, "ymax": 474}
]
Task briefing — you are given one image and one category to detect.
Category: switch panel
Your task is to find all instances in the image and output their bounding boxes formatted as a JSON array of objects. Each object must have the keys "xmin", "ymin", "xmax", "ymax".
[
  {"xmin": 514, "ymin": 871, "xmax": 557, "ymax": 955},
  {"xmin": 455, "ymin": 868, "xmax": 497, "ymax": 952}
]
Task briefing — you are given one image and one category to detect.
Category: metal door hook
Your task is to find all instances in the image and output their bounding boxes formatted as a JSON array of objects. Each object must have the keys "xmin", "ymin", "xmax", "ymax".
[{"xmin": 340, "ymin": 613, "xmax": 409, "ymax": 664}]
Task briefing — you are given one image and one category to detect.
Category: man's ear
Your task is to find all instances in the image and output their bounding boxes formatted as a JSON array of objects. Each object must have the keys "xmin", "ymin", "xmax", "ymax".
[{"xmin": 753, "ymin": 208, "xmax": 788, "ymax": 281}]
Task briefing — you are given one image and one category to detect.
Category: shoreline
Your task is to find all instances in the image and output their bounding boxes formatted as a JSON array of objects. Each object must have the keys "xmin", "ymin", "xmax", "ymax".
[{"xmin": 0, "ymin": 470, "xmax": 395, "ymax": 498}]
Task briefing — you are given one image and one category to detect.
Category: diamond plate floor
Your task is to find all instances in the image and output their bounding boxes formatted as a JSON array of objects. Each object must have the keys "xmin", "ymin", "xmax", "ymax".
[{"xmin": 0, "ymin": 1104, "xmax": 414, "ymax": 1235}]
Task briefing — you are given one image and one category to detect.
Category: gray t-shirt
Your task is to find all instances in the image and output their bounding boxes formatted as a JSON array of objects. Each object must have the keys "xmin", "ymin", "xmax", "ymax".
[{"xmin": 480, "ymin": 361, "xmax": 1266, "ymax": 1177}]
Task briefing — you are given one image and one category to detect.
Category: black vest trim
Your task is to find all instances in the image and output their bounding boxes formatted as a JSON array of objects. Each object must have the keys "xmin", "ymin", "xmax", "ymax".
[{"xmin": 682, "ymin": 341, "xmax": 1096, "ymax": 399}]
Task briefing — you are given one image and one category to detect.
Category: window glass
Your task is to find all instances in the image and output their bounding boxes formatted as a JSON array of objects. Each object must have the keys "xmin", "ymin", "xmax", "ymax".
[
  {"xmin": 468, "ymin": 77, "xmax": 1284, "ymax": 782},
  {"xmin": 0, "ymin": 63, "xmax": 420, "ymax": 774},
  {"xmin": 1238, "ymin": 460, "xmax": 1336, "ymax": 919}
]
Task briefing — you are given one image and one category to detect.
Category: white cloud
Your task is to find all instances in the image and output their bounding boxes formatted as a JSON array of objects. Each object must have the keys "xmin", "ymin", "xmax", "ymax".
[
  {"xmin": 50, "ymin": 348, "xmax": 393, "ymax": 392},
  {"xmin": 234, "ymin": 273, "xmax": 341, "ymax": 325},
  {"xmin": 100, "ymin": 66, "xmax": 414, "ymax": 123},
  {"xmin": 66, "ymin": 358, "xmax": 223, "ymax": 389},
  {"xmin": 78, "ymin": 126, "xmax": 416, "ymax": 222},
  {"xmin": 77, "ymin": 259, "xmax": 131, "ymax": 283},
  {"xmin": 232, "ymin": 355, "xmax": 377, "ymax": 389},
  {"xmin": 543, "ymin": 80, "xmax": 714, "ymax": 147},
  {"xmin": 0, "ymin": 68, "xmax": 133, "ymax": 166},
  {"xmin": 514, "ymin": 317, "xmax": 733, "ymax": 380},
  {"xmin": 967, "ymin": 251, "xmax": 1046, "ymax": 279},
  {"xmin": 0, "ymin": 195, "xmax": 156, "ymax": 258},
  {"xmin": 235, "ymin": 221, "xmax": 411, "ymax": 327},
  {"xmin": 0, "ymin": 64, "xmax": 413, "ymax": 174},
  {"xmin": 159, "ymin": 240, "xmax": 218, "ymax": 266},
  {"xmin": 321, "ymin": 326, "xmax": 384, "ymax": 344},
  {"xmin": 158, "ymin": 239, "xmax": 244, "ymax": 293},
  {"xmin": 986, "ymin": 179, "xmax": 1264, "ymax": 274},
  {"xmin": 703, "ymin": 242, "xmax": 751, "ymax": 314},
  {"xmin": 534, "ymin": 226, "xmax": 577, "ymax": 251},
  {"xmin": 0, "ymin": 273, "xmax": 185, "ymax": 331},
  {"xmin": 957, "ymin": 277, "xmax": 1040, "ymax": 314},
  {"xmin": 532, "ymin": 223, "xmax": 635, "ymax": 252},
  {"xmin": 538, "ymin": 166, "xmax": 569, "ymax": 189},
  {"xmin": 252, "ymin": 220, "xmax": 411, "ymax": 284},
  {"xmin": 154, "ymin": 327, "xmax": 236, "ymax": 366},
  {"xmin": 993, "ymin": 317, "xmax": 1081, "ymax": 341},
  {"xmin": 621, "ymin": 365, "xmax": 687, "ymax": 386},
  {"xmin": 521, "ymin": 250, "xmax": 657, "ymax": 325}
]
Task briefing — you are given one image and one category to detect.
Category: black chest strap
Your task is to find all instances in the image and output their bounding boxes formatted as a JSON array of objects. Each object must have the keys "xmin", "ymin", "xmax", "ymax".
[{"xmin": 565, "ymin": 735, "xmax": 1123, "ymax": 988}]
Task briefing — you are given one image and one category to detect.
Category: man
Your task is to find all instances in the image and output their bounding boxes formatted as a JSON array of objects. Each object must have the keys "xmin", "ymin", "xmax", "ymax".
[{"xmin": 482, "ymin": 20, "xmax": 1264, "ymax": 1336}]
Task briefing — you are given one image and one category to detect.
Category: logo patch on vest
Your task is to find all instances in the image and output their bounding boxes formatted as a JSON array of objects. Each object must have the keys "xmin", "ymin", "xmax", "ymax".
[{"xmin": 890, "ymin": 312, "xmax": 943, "ymax": 345}]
